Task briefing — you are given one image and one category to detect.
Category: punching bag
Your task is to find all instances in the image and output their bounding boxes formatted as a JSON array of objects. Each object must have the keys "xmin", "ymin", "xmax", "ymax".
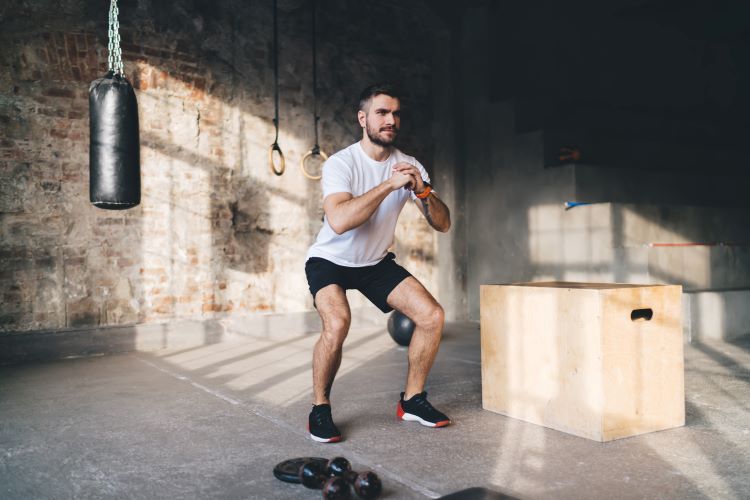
[{"xmin": 89, "ymin": 0, "xmax": 140, "ymax": 210}]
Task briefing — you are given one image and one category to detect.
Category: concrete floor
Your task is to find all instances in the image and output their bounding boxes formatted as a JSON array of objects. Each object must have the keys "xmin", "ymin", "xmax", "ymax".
[{"xmin": 1, "ymin": 321, "xmax": 749, "ymax": 499}]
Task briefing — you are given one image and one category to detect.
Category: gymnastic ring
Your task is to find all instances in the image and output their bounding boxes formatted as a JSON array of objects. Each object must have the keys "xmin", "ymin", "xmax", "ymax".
[
  {"xmin": 268, "ymin": 143, "xmax": 285, "ymax": 176},
  {"xmin": 299, "ymin": 148, "xmax": 328, "ymax": 180}
]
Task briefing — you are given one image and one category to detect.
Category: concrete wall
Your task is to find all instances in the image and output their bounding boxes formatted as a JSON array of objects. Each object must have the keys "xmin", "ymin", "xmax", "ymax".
[
  {"xmin": 453, "ymin": 1, "xmax": 750, "ymax": 341},
  {"xmin": 0, "ymin": 0, "xmax": 449, "ymax": 333}
]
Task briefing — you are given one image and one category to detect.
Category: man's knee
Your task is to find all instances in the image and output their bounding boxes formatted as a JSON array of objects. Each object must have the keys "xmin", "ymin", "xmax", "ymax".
[
  {"xmin": 415, "ymin": 302, "xmax": 444, "ymax": 331},
  {"xmin": 322, "ymin": 312, "xmax": 351, "ymax": 344},
  {"xmin": 326, "ymin": 313, "xmax": 351, "ymax": 334}
]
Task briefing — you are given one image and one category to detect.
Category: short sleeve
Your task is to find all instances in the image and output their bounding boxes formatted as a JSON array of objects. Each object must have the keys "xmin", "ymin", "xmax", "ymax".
[
  {"xmin": 409, "ymin": 159, "xmax": 432, "ymax": 201},
  {"xmin": 321, "ymin": 156, "xmax": 352, "ymax": 198}
]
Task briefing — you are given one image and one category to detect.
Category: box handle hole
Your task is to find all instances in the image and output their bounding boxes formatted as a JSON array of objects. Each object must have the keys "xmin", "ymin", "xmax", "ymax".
[{"xmin": 631, "ymin": 308, "xmax": 653, "ymax": 321}]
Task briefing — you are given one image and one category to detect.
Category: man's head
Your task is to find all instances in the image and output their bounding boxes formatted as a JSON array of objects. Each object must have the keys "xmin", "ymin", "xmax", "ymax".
[{"xmin": 357, "ymin": 83, "xmax": 401, "ymax": 147}]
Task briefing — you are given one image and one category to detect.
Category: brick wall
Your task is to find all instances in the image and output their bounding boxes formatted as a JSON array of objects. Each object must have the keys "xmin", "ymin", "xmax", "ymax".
[{"xmin": 0, "ymin": 0, "xmax": 446, "ymax": 332}]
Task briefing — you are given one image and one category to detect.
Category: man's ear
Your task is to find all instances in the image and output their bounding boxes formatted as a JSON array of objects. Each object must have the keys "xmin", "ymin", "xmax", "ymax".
[{"xmin": 357, "ymin": 110, "xmax": 366, "ymax": 128}]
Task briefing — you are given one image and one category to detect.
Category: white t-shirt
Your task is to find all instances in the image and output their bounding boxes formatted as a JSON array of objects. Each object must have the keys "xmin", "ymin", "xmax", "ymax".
[{"xmin": 306, "ymin": 142, "xmax": 430, "ymax": 267}]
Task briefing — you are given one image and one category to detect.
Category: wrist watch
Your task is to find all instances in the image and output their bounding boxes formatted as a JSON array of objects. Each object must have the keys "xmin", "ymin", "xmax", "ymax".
[{"xmin": 416, "ymin": 182, "xmax": 432, "ymax": 199}]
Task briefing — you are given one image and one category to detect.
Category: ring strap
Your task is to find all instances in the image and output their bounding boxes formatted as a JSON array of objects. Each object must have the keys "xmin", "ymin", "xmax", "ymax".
[
  {"xmin": 302, "ymin": 0, "xmax": 325, "ymax": 181},
  {"xmin": 269, "ymin": 0, "xmax": 285, "ymax": 176}
]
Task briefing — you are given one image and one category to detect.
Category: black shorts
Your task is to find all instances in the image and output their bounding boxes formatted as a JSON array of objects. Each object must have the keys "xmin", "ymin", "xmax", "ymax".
[{"xmin": 305, "ymin": 252, "xmax": 412, "ymax": 313}]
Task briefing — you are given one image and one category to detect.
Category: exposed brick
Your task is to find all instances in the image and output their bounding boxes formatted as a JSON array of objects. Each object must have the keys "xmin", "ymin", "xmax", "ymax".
[
  {"xmin": 40, "ymin": 180, "xmax": 60, "ymax": 192},
  {"xmin": 121, "ymin": 42, "xmax": 142, "ymax": 55},
  {"xmin": 174, "ymin": 40, "xmax": 192, "ymax": 54},
  {"xmin": 1, "ymin": 1, "xmax": 439, "ymax": 334},
  {"xmin": 140, "ymin": 268, "xmax": 166, "ymax": 276},
  {"xmin": 44, "ymin": 87, "xmax": 76, "ymax": 99},
  {"xmin": 65, "ymin": 34, "xmax": 77, "ymax": 62},
  {"xmin": 68, "ymin": 310, "xmax": 99, "ymax": 327},
  {"xmin": 74, "ymin": 33, "xmax": 85, "ymax": 52},
  {"xmin": 155, "ymin": 70, "xmax": 168, "ymax": 88},
  {"xmin": 0, "ymin": 249, "xmax": 33, "ymax": 261},
  {"xmin": 0, "ymin": 313, "xmax": 24, "ymax": 327},
  {"xmin": 33, "ymin": 256, "xmax": 57, "ymax": 268},
  {"xmin": 143, "ymin": 47, "xmax": 162, "ymax": 58},
  {"xmin": 202, "ymin": 303, "xmax": 222, "ymax": 313},
  {"xmin": 177, "ymin": 63, "xmax": 198, "ymax": 73},
  {"xmin": 38, "ymin": 108, "xmax": 68, "ymax": 118},
  {"xmin": 36, "ymin": 48, "xmax": 49, "ymax": 63}
]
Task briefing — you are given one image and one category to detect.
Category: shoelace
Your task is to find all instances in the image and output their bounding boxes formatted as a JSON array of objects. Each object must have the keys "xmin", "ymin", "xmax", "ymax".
[
  {"xmin": 314, "ymin": 409, "xmax": 332, "ymax": 426},
  {"xmin": 411, "ymin": 394, "xmax": 436, "ymax": 411}
]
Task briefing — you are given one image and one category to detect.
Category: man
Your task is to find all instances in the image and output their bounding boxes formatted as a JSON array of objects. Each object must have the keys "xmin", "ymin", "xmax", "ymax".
[{"xmin": 304, "ymin": 83, "xmax": 452, "ymax": 443}]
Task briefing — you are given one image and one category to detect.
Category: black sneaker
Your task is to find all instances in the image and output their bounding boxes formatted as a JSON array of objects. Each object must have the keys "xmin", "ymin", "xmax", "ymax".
[
  {"xmin": 397, "ymin": 392, "xmax": 451, "ymax": 428},
  {"xmin": 308, "ymin": 404, "xmax": 342, "ymax": 443}
]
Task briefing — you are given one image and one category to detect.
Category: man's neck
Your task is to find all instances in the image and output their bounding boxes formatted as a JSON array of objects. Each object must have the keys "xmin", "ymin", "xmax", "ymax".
[{"xmin": 359, "ymin": 137, "xmax": 391, "ymax": 162}]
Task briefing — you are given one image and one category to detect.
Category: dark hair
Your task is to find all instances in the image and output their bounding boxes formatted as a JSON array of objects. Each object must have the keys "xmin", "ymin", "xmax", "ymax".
[{"xmin": 358, "ymin": 83, "xmax": 400, "ymax": 111}]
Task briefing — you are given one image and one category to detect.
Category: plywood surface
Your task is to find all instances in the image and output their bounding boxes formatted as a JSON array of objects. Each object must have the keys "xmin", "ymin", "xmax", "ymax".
[{"xmin": 480, "ymin": 282, "xmax": 685, "ymax": 442}]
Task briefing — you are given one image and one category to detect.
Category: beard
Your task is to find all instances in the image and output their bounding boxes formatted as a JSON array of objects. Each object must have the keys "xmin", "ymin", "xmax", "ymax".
[{"xmin": 366, "ymin": 121, "xmax": 398, "ymax": 147}]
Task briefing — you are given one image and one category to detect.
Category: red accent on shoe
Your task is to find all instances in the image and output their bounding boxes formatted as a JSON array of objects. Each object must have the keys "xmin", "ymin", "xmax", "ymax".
[
  {"xmin": 434, "ymin": 420, "xmax": 451, "ymax": 428},
  {"xmin": 397, "ymin": 401, "xmax": 405, "ymax": 420}
]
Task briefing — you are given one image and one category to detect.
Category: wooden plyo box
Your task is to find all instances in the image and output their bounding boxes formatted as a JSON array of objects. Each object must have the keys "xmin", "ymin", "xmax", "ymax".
[{"xmin": 480, "ymin": 282, "xmax": 685, "ymax": 442}]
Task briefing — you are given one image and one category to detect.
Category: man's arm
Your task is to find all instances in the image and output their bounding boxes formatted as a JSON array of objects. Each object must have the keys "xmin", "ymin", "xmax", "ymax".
[
  {"xmin": 391, "ymin": 162, "xmax": 451, "ymax": 233},
  {"xmin": 412, "ymin": 191, "xmax": 451, "ymax": 233},
  {"xmin": 324, "ymin": 170, "xmax": 414, "ymax": 234}
]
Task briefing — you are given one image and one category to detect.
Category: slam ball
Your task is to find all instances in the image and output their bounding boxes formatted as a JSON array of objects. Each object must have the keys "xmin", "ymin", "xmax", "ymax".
[{"xmin": 387, "ymin": 310, "xmax": 415, "ymax": 346}]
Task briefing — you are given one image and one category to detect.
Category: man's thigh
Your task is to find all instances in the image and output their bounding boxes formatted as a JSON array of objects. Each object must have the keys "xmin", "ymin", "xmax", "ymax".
[
  {"xmin": 315, "ymin": 284, "xmax": 351, "ymax": 327},
  {"xmin": 385, "ymin": 276, "xmax": 440, "ymax": 320}
]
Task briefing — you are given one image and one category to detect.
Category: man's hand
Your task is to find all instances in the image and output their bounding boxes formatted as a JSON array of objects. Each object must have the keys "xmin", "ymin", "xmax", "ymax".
[
  {"xmin": 324, "ymin": 165, "xmax": 416, "ymax": 234},
  {"xmin": 389, "ymin": 166, "xmax": 417, "ymax": 191},
  {"xmin": 391, "ymin": 162, "xmax": 424, "ymax": 193}
]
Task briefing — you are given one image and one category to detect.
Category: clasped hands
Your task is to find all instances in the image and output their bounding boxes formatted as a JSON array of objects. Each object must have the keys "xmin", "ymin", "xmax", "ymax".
[{"xmin": 389, "ymin": 162, "xmax": 426, "ymax": 194}]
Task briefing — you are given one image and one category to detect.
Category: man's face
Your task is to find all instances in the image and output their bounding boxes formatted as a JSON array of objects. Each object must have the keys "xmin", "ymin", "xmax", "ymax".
[{"xmin": 359, "ymin": 94, "xmax": 401, "ymax": 147}]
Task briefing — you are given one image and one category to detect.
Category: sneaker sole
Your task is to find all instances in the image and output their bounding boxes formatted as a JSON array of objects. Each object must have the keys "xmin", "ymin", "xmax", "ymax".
[
  {"xmin": 309, "ymin": 433, "xmax": 342, "ymax": 443},
  {"xmin": 307, "ymin": 424, "xmax": 342, "ymax": 443},
  {"xmin": 397, "ymin": 403, "xmax": 451, "ymax": 428}
]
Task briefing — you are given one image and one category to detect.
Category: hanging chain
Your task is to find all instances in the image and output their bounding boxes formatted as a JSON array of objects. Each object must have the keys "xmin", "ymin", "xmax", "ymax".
[{"xmin": 107, "ymin": 0, "xmax": 124, "ymax": 76}]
